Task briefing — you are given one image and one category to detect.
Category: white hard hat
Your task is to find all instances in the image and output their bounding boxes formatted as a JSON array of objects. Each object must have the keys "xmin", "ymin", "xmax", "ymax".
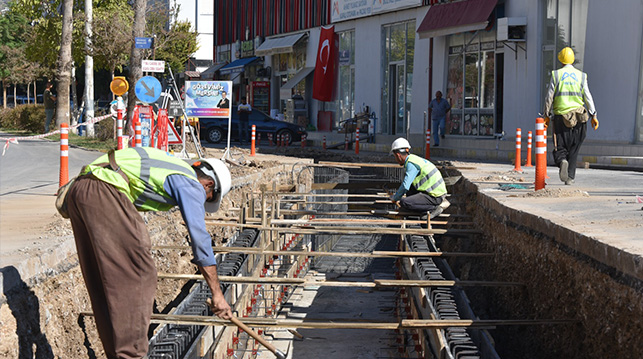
[
  {"xmin": 391, "ymin": 137, "xmax": 411, "ymax": 154},
  {"xmin": 193, "ymin": 158, "xmax": 231, "ymax": 212}
]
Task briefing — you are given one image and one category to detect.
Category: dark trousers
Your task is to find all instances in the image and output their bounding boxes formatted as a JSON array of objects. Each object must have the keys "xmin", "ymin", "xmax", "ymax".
[
  {"xmin": 238, "ymin": 120, "xmax": 249, "ymax": 143},
  {"xmin": 553, "ymin": 116, "xmax": 587, "ymax": 180},
  {"xmin": 399, "ymin": 188, "xmax": 443, "ymax": 213},
  {"xmin": 67, "ymin": 176, "xmax": 157, "ymax": 359}
]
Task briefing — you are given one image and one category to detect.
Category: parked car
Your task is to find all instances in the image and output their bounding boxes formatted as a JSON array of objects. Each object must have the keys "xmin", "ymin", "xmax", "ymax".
[{"xmin": 199, "ymin": 106, "xmax": 307, "ymax": 145}]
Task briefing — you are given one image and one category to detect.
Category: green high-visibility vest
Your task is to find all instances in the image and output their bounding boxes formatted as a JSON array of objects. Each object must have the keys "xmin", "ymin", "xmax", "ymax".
[
  {"xmin": 406, "ymin": 154, "xmax": 447, "ymax": 197},
  {"xmin": 551, "ymin": 67, "xmax": 586, "ymax": 115},
  {"xmin": 80, "ymin": 147, "xmax": 198, "ymax": 211}
]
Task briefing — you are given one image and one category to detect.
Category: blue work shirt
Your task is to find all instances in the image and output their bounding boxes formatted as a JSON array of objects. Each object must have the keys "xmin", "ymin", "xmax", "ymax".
[
  {"xmin": 429, "ymin": 98, "xmax": 451, "ymax": 120},
  {"xmin": 164, "ymin": 174, "xmax": 216, "ymax": 267},
  {"xmin": 392, "ymin": 156, "xmax": 420, "ymax": 201}
]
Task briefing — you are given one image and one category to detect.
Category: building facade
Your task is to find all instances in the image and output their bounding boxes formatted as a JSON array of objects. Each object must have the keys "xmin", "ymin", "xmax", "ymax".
[{"xmin": 183, "ymin": 0, "xmax": 643, "ymax": 145}]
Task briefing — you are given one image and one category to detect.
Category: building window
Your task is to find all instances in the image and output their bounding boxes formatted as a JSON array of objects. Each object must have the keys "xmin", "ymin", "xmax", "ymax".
[
  {"xmin": 333, "ymin": 30, "xmax": 355, "ymax": 129},
  {"xmin": 541, "ymin": 0, "xmax": 589, "ymax": 108},
  {"xmin": 447, "ymin": 30, "xmax": 496, "ymax": 136},
  {"xmin": 381, "ymin": 20, "xmax": 415, "ymax": 135}
]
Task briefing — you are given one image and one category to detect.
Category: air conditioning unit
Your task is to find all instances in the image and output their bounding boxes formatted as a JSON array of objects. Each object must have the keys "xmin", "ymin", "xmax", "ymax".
[{"xmin": 497, "ymin": 17, "xmax": 527, "ymax": 42}]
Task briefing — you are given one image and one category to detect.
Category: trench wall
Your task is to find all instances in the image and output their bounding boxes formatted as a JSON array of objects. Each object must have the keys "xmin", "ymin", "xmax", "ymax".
[{"xmin": 442, "ymin": 177, "xmax": 643, "ymax": 359}]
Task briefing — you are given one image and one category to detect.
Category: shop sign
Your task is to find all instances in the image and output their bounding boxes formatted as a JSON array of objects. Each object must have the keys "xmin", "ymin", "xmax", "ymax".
[
  {"xmin": 241, "ymin": 40, "xmax": 254, "ymax": 58},
  {"xmin": 331, "ymin": 0, "xmax": 422, "ymax": 23}
]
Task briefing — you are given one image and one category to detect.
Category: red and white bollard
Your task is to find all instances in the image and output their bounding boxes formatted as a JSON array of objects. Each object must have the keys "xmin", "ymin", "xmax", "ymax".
[
  {"xmin": 513, "ymin": 128, "xmax": 523, "ymax": 172},
  {"xmin": 301, "ymin": 133, "xmax": 306, "ymax": 148},
  {"xmin": 344, "ymin": 135, "xmax": 349, "ymax": 151},
  {"xmin": 535, "ymin": 118, "xmax": 546, "ymax": 190},
  {"xmin": 268, "ymin": 133, "xmax": 274, "ymax": 146},
  {"xmin": 355, "ymin": 128, "xmax": 360, "ymax": 155},
  {"xmin": 525, "ymin": 131, "xmax": 533, "ymax": 167},
  {"xmin": 425, "ymin": 128, "xmax": 431, "ymax": 159},
  {"xmin": 116, "ymin": 96, "xmax": 124, "ymax": 150},
  {"xmin": 323, "ymin": 135, "xmax": 326, "ymax": 150},
  {"xmin": 59, "ymin": 123, "xmax": 69, "ymax": 187},
  {"xmin": 251, "ymin": 125, "xmax": 256, "ymax": 156},
  {"xmin": 134, "ymin": 121, "xmax": 142, "ymax": 147}
]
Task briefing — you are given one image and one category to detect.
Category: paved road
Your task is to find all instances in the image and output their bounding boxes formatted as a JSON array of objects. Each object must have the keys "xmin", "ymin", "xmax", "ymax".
[{"xmin": 0, "ymin": 133, "xmax": 103, "ymax": 266}]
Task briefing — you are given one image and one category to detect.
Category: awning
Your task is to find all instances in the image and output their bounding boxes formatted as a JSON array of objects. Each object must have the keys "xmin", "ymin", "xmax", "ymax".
[
  {"xmin": 255, "ymin": 33, "xmax": 307, "ymax": 57},
  {"xmin": 280, "ymin": 67, "xmax": 315, "ymax": 99},
  {"xmin": 184, "ymin": 71, "xmax": 201, "ymax": 78},
  {"xmin": 200, "ymin": 63, "xmax": 226, "ymax": 79},
  {"xmin": 219, "ymin": 57, "xmax": 260, "ymax": 75},
  {"xmin": 417, "ymin": 0, "xmax": 497, "ymax": 39}
]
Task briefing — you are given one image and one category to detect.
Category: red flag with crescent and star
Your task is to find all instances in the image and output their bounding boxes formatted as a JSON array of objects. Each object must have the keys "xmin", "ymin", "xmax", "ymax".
[{"xmin": 313, "ymin": 25, "xmax": 338, "ymax": 102}]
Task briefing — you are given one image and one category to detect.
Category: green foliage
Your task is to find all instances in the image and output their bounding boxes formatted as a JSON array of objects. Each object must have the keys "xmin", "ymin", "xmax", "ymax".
[
  {"xmin": 91, "ymin": 1, "xmax": 133, "ymax": 73},
  {"xmin": 0, "ymin": 104, "xmax": 45, "ymax": 132},
  {"xmin": 155, "ymin": 20, "xmax": 199, "ymax": 73}
]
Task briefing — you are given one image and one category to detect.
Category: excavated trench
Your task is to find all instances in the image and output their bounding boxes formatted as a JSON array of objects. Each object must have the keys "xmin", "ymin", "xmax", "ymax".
[{"xmin": 1, "ymin": 154, "xmax": 641, "ymax": 359}]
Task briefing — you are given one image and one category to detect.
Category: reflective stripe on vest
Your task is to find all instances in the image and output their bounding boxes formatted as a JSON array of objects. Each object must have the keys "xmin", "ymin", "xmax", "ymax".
[
  {"xmin": 552, "ymin": 68, "xmax": 586, "ymax": 115},
  {"xmin": 81, "ymin": 147, "xmax": 197, "ymax": 211},
  {"xmin": 406, "ymin": 154, "xmax": 447, "ymax": 197}
]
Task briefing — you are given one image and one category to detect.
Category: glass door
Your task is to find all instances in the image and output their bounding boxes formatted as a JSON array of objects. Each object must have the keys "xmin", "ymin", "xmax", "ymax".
[{"xmin": 388, "ymin": 62, "xmax": 406, "ymax": 135}]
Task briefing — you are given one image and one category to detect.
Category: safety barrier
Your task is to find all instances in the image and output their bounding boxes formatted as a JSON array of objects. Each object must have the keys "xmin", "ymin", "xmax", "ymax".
[
  {"xmin": 134, "ymin": 121, "xmax": 142, "ymax": 148},
  {"xmin": 59, "ymin": 123, "xmax": 69, "ymax": 188},
  {"xmin": 323, "ymin": 136, "xmax": 326, "ymax": 150},
  {"xmin": 251, "ymin": 125, "xmax": 256, "ymax": 156},
  {"xmin": 513, "ymin": 128, "xmax": 522, "ymax": 172},
  {"xmin": 425, "ymin": 128, "xmax": 431, "ymax": 159},
  {"xmin": 535, "ymin": 118, "xmax": 546, "ymax": 190},
  {"xmin": 301, "ymin": 133, "xmax": 306, "ymax": 149},
  {"xmin": 117, "ymin": 97, "xmax": 125, "ymax": 150},
  {"xmin": 525, "ymin": 131, "xmax": 533, "ymax": 167},
  {"xmin": 355, "ymin": 129, "xmax": 360, "ymax": 154}
]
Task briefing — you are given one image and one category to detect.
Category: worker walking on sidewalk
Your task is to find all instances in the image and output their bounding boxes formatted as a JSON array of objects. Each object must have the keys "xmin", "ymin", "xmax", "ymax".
[
  {"xmin": 390, "ymin": 138, "xmax": 450, "ymax": 218},
  {"xmin": 428, "ymin": 91, "xmax": 451, "ymax": 147},
  {"xmin": 65, "ymin": 147, "xmax": 233, "ymax": 359},
  {"xmin": 543, "ymin": 47, "xmax": 599, "ymax": 185}
]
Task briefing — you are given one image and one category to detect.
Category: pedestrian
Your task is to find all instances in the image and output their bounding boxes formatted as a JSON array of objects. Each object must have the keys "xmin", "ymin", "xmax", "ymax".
[
  {"xmin": 428, "ymin": 90, "xmax": 451, "ymax": 147},
  {"xmin": 543, "ymin": 47, "xmax": 599, "ymax": 185},
  {"xmin": 43, "ymin": 82, "xmax": 56, "ymax": 133},
  {"xmin": 390, "ymin": 138, "xmax": 450, "ymax": 218},
  {"xmin": 238, "ymin": 96, "xmax": 252, "ymax": 144},
  {"xmin": 65, "ymin": 147, "xmax": 233, "ymax": 358}
]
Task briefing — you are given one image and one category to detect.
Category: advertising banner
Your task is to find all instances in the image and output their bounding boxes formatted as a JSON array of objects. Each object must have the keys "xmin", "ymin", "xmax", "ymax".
[
  {"xmin": 331, "ymin": 0, "xmax": 422, "ymax": 23},
  {"xmin": 184, "ymin": 81, "xmax": 233, "ymax": 118}
]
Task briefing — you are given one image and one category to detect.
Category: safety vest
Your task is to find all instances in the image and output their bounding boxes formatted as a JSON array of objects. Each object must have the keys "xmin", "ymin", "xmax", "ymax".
[
  {"xmin": 551, "ymin": 66, "xmax": 586, "ymax": 115},
  {"xmin": 80, "ymin": 147, "xmax": 198, "ymax": 211},
  {"xmin": 406, "ymin": 154, "xmax": 447, "ymax": 197}
]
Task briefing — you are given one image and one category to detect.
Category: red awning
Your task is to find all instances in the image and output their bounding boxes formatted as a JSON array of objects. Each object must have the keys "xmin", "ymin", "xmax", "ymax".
[{"xmin": 417, "ymin": 0, "xmax": 497, "ymax": 39}]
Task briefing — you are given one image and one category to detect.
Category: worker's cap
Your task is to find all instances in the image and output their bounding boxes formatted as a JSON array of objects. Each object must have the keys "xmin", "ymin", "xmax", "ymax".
[
  {"xmin": 192, "ymin": 158, "xmax": 231, "ymax": 212},
  {"xmin": 390, "ymin": 137, "xmax": 411, "ymax": 154}
]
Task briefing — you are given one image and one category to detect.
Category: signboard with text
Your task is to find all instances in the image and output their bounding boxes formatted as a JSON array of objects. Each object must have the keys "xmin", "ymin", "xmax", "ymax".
[
  {"xmin": 331, "ymin": 0, "xmax": 422, "ymax": 23},
  {"xmin": 184, "ymin": 81, "xmax": 232, "ymax": 118},
  {"xmin": 142, "ymin": 60, "xmax": 166, "ymax": 73},
  {"xmin": 135, "ymin": 37, "xmax": 153, "ymax": 49}
]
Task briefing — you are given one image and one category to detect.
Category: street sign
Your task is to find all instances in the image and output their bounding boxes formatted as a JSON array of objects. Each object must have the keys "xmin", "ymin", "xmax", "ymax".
[
  {"xmin": 135, "ymin": 37, "xmax": 153, "ymax": 49},
  {"xmin": 168, "ymin": 100, "xmax": 183, "ymax": 117},
  {"xmin": 110, "ymin": 76, "xmax": 129, "ymax": 96},
  {"xmin": 142, "ymin": 60, "xmax": 165, "ymax": 73},
  {"xmin": 168, "ymin": 122, "xmax": 182, "ymax": 144},
  {"xmin": 135, "ymin": 76, "xmax": 162, "ymax": 104}
]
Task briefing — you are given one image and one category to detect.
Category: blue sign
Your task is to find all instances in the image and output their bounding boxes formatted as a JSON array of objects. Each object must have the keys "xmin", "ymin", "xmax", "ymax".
[
  {"xmin": 135, "ymin": 76, "xmax": 162, "ymax": 104},
  {"xmin": 135, "ymin": 37, "xmax": 153, "ymax": 49}
]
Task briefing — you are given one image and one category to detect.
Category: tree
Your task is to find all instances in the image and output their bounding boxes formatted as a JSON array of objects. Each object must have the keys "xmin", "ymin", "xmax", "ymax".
[
  {"xmin": 126, "ymin": 0, "xmax": 146, "ymax": 126},
  {"xmin": 90, "ymin": 0, "xmax": 133, "ymax": 83},
  {"xmin": 0, "ymin": 8, "xmax": 31, "ymax": 108},
  {"xmin": 55, "ymin": 0, "xmax": 74, "ymax": 126}
]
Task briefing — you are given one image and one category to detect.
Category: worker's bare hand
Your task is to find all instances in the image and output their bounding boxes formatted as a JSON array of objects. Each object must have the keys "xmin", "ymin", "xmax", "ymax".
[
  {"xmin": 207, "ymin": 295, "xmax": 232, "ymax": 319},
  {"xmin": 544, "ymin": 116, "xmax": 550, "ymax": 129},
  {"xmin": 591, "ymin": 116, "xmax": 599, "ymax": 130}
]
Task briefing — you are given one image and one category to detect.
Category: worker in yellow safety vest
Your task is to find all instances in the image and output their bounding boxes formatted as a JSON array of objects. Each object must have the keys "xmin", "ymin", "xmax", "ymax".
[
  {"xmin": 390, "ymin": 137, "xmax": 450, "ymax": 218},
  {"xmin": 543, "ymin": 47, "xmax": 599, "ymax": 185}
]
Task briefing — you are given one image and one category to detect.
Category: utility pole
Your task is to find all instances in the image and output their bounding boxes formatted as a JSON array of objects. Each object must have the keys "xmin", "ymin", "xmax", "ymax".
[{"xmin": 84, "ymin": 0, "xmax": 95, "ymax": 137}]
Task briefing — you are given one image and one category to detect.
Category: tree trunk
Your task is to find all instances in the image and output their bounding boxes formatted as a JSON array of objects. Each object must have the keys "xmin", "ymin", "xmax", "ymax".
[
  {"xmin": 56, "ymin": 0, "xmax": 74, "ymax": 128},
  {"xmin": 84, "ymin": 0, "xmax": 95, "ymax": 137},
  {"xmin": 127, "ymin": 0, "xmax": 146, "ymax": 132}
]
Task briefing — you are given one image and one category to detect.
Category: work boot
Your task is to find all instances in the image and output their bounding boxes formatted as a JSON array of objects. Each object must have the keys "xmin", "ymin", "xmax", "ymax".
[
  {"xmin": 559, "ymin": 160, "xmax": 569, "ymax": 182},
  {"xmin": 439, "ymin": 198, "xmax": 451, "ymax": 211},
  {"xmin": 565, "ymin": 179, "xmax": 575, "ymax": 185},
  {"xmin": 429, "ymin": 206, "xmax": 443, "ymax": 219}
]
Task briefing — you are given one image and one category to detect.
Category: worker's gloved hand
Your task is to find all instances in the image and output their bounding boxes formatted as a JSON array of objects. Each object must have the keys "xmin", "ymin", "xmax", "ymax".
[
  {"xmin": 591, "ymin": 116, "xmax": 599, "ymax": 130},
  {"xmin": 544, "ymin": 116, "xmax": 550, "ymax": 129}
]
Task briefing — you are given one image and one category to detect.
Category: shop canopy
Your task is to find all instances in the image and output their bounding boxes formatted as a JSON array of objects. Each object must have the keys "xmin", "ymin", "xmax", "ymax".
[
  {"xmin": 200, "ymin": 63, "xmax": 226, "ymax": 79},
  {"xmin": 280, "ymin": 67, "xmax": 315, "ymax": 100},
  {"xmin": 219, "ymin": 57, "xmax": 260, "ymax": 75},
  {"xmin": 417, "ymin": 0, "xmax": 497, "ymax": 39},
  {"xmin": 255, "ymin": 33, "xmax": 307, "ymax": 57}
]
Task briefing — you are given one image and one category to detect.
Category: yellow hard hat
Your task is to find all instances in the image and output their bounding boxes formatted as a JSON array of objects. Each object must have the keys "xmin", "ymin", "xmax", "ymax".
[{"xmin": 558, "ymin": 47, "xmax": 575, "ymax": 65}]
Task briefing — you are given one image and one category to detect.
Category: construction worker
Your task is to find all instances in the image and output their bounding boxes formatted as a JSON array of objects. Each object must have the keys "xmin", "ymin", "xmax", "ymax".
[
  {"xmin": 390, "ymin": 138, "xmax": 450, "ymax": 218},
  {"xmin": 543, "ymin": 47, "xmax": 599, "ymax": 185},
  {"xmin": 65, "ymin": 147, "xmax": 232, "ymax": 359}
]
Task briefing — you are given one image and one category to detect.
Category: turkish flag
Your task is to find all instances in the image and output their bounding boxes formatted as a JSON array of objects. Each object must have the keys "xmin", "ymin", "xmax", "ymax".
[{"xmin": 313, "ymin": 25, "xmax": 338, "ymax": 102}]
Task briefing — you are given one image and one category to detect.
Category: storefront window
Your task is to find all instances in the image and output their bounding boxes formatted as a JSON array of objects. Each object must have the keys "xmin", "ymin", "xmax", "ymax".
[
  {"xmin": 447, "ymin": 30, "xmax": 496, "ymax": 136},
  {"xmin": 333, "ymin": 30, "xmax": 355, "ymax": 129},
  {"xmin": 381, "ymin": 20, "xmax": 415, "ymax": 135}
]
